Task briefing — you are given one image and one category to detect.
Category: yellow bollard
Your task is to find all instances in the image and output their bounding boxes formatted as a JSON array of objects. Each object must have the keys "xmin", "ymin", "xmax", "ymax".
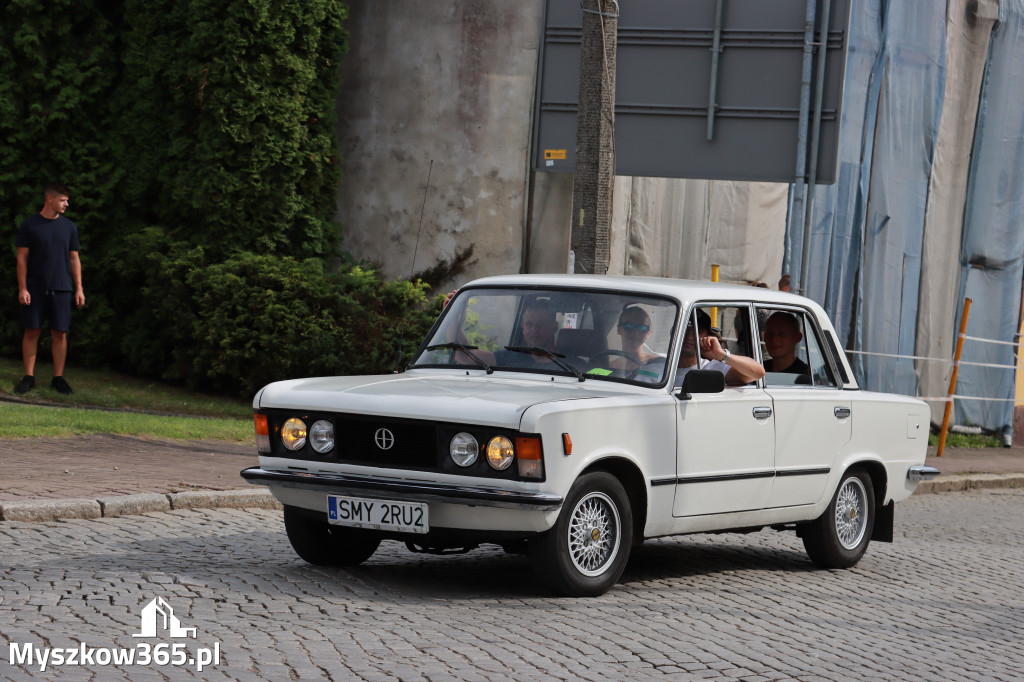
[
  {"xmin": 710, "ymin": 265, "xmax": 719, "ymax": 328},
  {"xmin": 937, "ymin": 297, "xmax": 972, "ymax": 457}
]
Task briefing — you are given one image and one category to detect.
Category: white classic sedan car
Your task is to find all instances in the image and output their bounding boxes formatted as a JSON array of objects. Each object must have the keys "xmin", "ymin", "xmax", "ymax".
[{"xmin": 242, "ymin": 275, "xmax": 939, "ymax": 597}]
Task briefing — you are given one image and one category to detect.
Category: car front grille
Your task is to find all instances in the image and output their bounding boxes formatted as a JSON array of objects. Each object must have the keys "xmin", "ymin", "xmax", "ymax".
[
  {"xmin": 263, "ymin": 410, "xmax": 527, "ymax": 481},
  {"xmin": 266, "ymin": 411, "xmax": 440, "ymax": 470},
  {"xmin": 333, "ymin": 416, "xmax": 437, "ymax": 468}
]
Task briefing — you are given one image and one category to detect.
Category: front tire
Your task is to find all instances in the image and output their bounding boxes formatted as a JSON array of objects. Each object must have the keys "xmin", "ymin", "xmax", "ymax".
[
  {"xmin": 283, "ymin": 505, "xmax": 382, "ymax": 567},
  {"xmin": 801, "ymin": 468, "xmax": 875, "ymax": 569},
  {"xmin": 530, "ymin": 472, "xmax": 633, "ymax": 597}
]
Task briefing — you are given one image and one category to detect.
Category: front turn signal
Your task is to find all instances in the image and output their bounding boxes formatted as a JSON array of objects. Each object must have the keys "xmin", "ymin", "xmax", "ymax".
[
  {"xmin": 254, "ymin": 413, "xmax": 271, "ymax": 453},
  {"xmin": 516, "ymin": 436, "xmax": 543, "ymax": 479}
]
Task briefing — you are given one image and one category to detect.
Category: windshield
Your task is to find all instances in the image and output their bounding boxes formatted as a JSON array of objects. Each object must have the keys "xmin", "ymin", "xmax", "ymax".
[{"xmin": 411, "ymin": 287, "xmax": 679, "ymax": 386}]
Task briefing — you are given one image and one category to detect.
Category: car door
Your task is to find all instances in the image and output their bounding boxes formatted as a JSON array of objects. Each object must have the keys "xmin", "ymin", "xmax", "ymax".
[
  {"xmin": 672, "ymin": 303, "xmax": 776, "ymax": 517},
  {"xmin": 759, "ymin": 307, "xmax": 851, "ymax": 508}
]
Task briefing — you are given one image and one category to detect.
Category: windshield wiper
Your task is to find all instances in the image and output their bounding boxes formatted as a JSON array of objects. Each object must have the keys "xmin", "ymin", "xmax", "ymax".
[
  {"xmin": 503, "ymin": 346, "xmax": 585, "ymax": 382},
  {"xmin": 425, "ymin": 343, "xmax": 494, "ymax": 373}
]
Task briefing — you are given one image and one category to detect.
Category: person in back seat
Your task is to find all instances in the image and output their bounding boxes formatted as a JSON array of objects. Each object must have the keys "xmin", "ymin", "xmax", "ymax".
[{"xmin": 762, "ymin": 312, "xmax": 810, "ymax": 375}]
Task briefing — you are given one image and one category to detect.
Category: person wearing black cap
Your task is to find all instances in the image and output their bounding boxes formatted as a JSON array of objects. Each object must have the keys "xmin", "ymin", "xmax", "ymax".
[{"xmin": 675, "ymin": 309, "xmax": 764, "ymax": 387}]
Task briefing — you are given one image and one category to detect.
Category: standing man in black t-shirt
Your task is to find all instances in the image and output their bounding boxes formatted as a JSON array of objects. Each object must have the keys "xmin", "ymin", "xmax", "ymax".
[{"xmin": 14, "ymin": 182, "xmax": 85, "ymax": 395}]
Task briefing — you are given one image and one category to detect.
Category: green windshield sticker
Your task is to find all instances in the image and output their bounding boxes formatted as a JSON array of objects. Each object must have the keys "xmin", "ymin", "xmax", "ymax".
[
  {"xmin": 637, "ymin": 369, "xmax": 659, "ymax": 377},
  {"xmin": 586, "ymin": 367, "xmax": 613, "ymax": 376}
]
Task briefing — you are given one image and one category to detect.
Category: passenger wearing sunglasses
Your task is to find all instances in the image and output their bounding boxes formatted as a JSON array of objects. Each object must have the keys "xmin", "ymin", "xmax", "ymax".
[{"xmin": 611, "ymin": 306, "xmax": 667, "ymax": 382}]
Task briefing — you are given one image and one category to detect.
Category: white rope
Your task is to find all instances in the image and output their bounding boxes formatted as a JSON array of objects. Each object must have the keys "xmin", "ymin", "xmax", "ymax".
[
  {"xmin": 844, "ymin": 349, "xmax": 1021, "ymax": 370},
  {"xmin": 839, "ymin": 341, "xmax": 1023, "ymax": 405},
  {"xmin": 962, "ymin": 334, "xmax": 1021, "ymax": 348},
  {"xmin": 955, "ymin": 359, "xmax": 1021, "ymax": 370},
  {"xmin": 919, "ymin": 395, "xmax": 1020, "ymax": 403},
  {"xmin": 844, "ymin": 349, "xmax": 947, "ymax": 362}
]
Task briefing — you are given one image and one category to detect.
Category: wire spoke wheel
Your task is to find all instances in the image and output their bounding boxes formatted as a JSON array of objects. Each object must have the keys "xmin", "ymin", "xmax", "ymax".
[
  {"xmin": 530, "ymin": 471, "xmax": 633, "ymax": 597},
  {"xmin": 834, "ymin": 477, "xmax": 868, "ymax": 550},
  {"xmin": 801, "ymin": 467, "xmax": 875, "ymax": 569},
  {"xmin": 567, "ymin": 491, "xmax": 621, "ymax": 576}
]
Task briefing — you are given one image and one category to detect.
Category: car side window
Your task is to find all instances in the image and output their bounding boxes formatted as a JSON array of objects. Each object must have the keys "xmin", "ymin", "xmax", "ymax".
[
  {"xmin": 757, "ymin": 308, "xmax": 837, "ymax": 388},
  {"xmin": 805, "ymin": 324, "xmax": 839, "ymax": 388},
  {"xmin": 710, "ymin": 305, "xmax": 755, "ymax": 360},
  {"xmin": 675, "ymin": 303, "xmax": 758, "ymax": 388}
]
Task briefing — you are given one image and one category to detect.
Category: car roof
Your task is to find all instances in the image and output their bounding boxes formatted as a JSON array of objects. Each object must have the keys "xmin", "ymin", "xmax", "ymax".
[
  {"xmin": 462, "ymin": 274, "xmax": 822, "ymax": 311},
  {"xmin": 460, "ymin": 274, "xmax": 857, "ymax": 389}
]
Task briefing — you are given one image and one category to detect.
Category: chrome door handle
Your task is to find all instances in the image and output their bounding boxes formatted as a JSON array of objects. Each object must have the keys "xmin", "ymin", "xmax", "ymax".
[
  {"xmin": 752, "ymin": 406, "xmax": 772, "ymax": 420},
  {"xmin": 834, "ymin": 406, "xmax": 851, "ymax": 419}
]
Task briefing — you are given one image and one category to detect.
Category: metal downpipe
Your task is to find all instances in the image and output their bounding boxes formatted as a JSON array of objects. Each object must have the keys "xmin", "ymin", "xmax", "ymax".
[
  {"xmin": 799, "ymin": 0, "xmax": 832, "ymax": 300},
  {"xmin": 787, "ymin": 0, "xmax": 817, "ymax": 293}
]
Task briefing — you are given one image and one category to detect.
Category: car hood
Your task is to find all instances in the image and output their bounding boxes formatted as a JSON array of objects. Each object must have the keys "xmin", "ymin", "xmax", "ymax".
[{"xmin": 255, "ymin": 372, "xmax": 627, "ymax": 429}]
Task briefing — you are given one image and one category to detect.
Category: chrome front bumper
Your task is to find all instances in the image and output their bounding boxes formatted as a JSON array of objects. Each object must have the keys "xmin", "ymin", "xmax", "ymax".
[
  {"xmin": 240, "ymin": 467, "xmax": 563, "ymax": 511},
  {"xmin": 907, "ymin": 465, "xmax": 941, "ymax": 483}
]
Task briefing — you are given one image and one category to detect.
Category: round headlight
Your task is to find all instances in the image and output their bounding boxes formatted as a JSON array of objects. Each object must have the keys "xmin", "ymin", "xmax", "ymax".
[
  {"xmin": 450, "ymin": 432, "xmax": 479, "ymax": 467},
  {"xmin": 281, "ymin": 418, "xmax": 307, "ymax": 451},
  {"xmin": 309, "ymin": 420, "xmax": 335, "ymax": 453},
  {"xmin": 486, "ymin": 436, "xmax": 514, "ymax": 470}
]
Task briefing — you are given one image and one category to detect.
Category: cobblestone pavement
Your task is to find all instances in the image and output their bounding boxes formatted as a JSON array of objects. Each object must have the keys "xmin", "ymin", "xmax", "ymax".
[{"xmin": 2, "ymin": 489, "xmax": 1022, "ymax": 681}]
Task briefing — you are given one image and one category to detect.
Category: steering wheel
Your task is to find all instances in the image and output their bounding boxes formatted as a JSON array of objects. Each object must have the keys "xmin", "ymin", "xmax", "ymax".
[{"xmin": 588, "ymin": 349, "xmax": 644, "ymax": 379}]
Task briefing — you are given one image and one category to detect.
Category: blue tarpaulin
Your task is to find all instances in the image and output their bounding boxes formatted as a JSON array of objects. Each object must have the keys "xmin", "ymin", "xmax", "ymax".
[
  {"xmin": 957, "ymin": 0, "xmax": 1024, "ymax": 434},
  {"xmin": 786, "ymin": 0, "xmax": 1024, "ymax": 433}
]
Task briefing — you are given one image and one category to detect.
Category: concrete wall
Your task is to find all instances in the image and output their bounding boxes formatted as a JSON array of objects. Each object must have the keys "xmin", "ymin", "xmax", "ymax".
[
  {"xmin": 335, "ymin": 1, "xmax": 787, "ymax": 289},
  {"xmin": 336, "ymin": 0, "xmax": 545, "ymax": 283}
]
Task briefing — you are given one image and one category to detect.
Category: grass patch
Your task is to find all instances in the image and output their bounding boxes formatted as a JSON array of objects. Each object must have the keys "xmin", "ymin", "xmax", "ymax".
[
  {"xmin": 0, "ymin": 403, "xmax": 252, "ymax": 442},
  {"xmin": 0, "ymin": 356, "xmax": 253, "ymax": 442},
  {"xmin": 0, "ymin": 356, "xmax": 251, "ymax": 418},
  {"xmin": 928, "ymin": 430, "xmax": 1003, "ymax": 448}
]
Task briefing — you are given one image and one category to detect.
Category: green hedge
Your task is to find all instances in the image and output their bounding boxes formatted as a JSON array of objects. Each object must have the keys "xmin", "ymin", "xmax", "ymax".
[
  {"xmin": 1, "ymin": 1, "xmax": 450, "ymax": 396},
  {"xmin": 113, "ymin": 0, "xmax": 346, "ymax": 259},
  {"xmin": 115, "ymin": 229, "xmax": 442, "ymax": 395}
]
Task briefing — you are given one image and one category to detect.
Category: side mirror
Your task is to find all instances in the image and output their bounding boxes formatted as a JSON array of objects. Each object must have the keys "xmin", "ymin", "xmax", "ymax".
[{"xmin": 677, "ymin": 369, "xmax": 726, "ymax": 400}]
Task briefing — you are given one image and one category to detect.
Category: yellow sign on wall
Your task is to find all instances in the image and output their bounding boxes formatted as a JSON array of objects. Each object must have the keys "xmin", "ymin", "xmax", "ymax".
[{"xmin": 544, "ymin": 149, "xmax": 567, "ymax": 160}]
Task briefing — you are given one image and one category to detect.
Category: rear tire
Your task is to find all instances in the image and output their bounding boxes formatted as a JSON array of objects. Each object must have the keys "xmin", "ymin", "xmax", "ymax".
[
  {"xmin": 801, "ymin": 468, "xmax": 875, "ymax": 569},
  {"xmin": 283, "ymin": 505, "xmax": 381, "ymax": 566},
  {"xmin": 530, "ymin": 472, "xmax": 633, "ymax": 597}
]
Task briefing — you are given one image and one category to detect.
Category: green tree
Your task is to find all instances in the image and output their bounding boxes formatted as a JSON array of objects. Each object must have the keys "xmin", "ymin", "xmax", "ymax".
[
  {"xmin": 1, "ymin": 1, "xmax": 450, "ymax": 396},
  {"xmin": 0, "ymin": 0, "xmax": 119, "ymax": 344}
]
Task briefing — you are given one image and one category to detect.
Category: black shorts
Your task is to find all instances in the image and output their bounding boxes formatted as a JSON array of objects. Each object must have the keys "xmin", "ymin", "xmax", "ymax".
[{"xmin": 20, "ymin": 286, "xmax": 73, "ymax": 332}]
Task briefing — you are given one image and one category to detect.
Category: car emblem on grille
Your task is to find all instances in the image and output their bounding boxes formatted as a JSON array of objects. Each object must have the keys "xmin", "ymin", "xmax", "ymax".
[{"xmin": 374, "ymin": 428, "xmax": 395, "ymax": 450}]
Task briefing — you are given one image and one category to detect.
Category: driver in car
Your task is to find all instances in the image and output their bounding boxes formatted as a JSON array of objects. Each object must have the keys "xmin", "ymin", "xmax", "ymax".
[{"xmin": 494, "ymin": 301, "xmax": 563, "ymax": 367}]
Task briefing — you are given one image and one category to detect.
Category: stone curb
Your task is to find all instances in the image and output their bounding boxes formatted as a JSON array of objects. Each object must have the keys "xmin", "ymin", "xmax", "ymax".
[
  {"xmin": 168, "ymin": 488, "xmax": 284, "ymax": 511},
  {"xmin": 916, "ymin": 473, "xmax": 1024, "ymax": 494},
  {"xmin": 0, "ymin": 488, "xmax": 281, "ymax": 523},
  {"xmin": 0, "ymin": 498, "xmax": 103, "ymax": 523}
]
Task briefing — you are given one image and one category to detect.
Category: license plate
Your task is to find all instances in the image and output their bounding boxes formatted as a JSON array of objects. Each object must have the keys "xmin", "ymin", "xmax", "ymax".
[{"xmin": 327, "ymin": 495, "xmax": 428, "ymax": 534}]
